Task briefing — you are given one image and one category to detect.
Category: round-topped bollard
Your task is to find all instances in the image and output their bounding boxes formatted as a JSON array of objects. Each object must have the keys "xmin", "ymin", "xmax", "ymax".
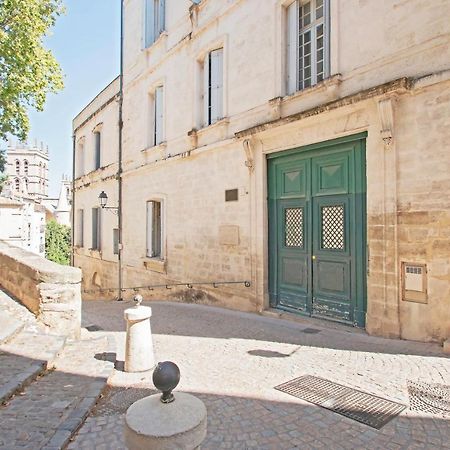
[
  {"xmin": 124, "ymin": 362, "xmax": 207, "ymax": 450},
  {"xmin": 124, "ymin": 295, "xmax": 155, "ymax": 372}
]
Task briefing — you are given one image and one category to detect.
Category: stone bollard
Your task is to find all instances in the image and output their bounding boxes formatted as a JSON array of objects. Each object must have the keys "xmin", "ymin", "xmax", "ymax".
[
  {"xmin": 124, "ymin": 295, "xmax": 155, "ymax": 372},
  {"xmin": 124, "ymin": 361, "xmax": 207, "ymax": 450}
]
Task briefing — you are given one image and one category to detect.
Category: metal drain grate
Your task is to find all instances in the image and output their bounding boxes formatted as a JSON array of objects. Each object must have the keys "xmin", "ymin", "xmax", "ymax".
[
  {"xmin": 407, "ymin": 380, "xmax": 450, "ymax": 417},
  {"xmin": 275, "ymin": 375, "xmax": 405, "ymax": 429}
]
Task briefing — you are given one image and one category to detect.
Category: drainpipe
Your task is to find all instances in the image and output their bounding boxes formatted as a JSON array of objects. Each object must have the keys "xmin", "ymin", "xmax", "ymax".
[
  {"xmin": 117, "ymin": 0, "xmax": 124, "ymax": 301},
  {"xmin": 71, "ymin": 133, "xmax": 76, "ymax": 266}
]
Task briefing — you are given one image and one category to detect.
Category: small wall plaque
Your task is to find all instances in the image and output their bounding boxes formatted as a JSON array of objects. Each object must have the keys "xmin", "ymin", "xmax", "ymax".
[{"xmin": 225, "ymin": 189, "xmax": 238, "ymax": 202}]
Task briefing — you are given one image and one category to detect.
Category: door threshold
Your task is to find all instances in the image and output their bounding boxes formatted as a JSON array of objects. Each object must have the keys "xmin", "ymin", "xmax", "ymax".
[{"xmin": 262, "ymin": 307, "xmax": 367, "ymax": 335}]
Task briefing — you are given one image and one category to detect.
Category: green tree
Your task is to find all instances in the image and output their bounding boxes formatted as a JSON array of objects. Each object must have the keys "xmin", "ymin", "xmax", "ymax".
[
  {"xmin": 45, "ymin": 219, "xmax": 70, "ymax": 265},
  {"xmin": 0, "ymin": 148, "xmax": 6, "ymax": 193},
  {"xmin": 0, "ymin": 0, "xmax": 65, "ymax": 141}
]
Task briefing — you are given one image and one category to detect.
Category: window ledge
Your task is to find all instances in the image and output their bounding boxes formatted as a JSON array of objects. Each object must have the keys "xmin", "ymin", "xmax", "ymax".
[
  {"xmin": 283, "ymin": 74, "xmax": 342, "ymax": 102},
  {"xmin": 197, "ymin": 117, "xmax": 230, "ymax": 136},
  {"xmin": 142, "ymin": 257, "xmax": 166, "ymax": 274},
  {"xmin": 88, "ymin": 249, "xmax": 102, "ymax": 258},
  {"xmin": 141, "ymin": 141, "xmax": 167, "ymax": 153},
  {"xmin": 143, "ymin": 31, "xmax": 168, "ymax": 54}
]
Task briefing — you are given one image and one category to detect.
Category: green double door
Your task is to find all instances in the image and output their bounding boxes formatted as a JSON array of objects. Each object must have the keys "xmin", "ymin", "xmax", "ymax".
[{"xmin": 268, "ymin": 134, "xmax": 366, "ymax": 327}]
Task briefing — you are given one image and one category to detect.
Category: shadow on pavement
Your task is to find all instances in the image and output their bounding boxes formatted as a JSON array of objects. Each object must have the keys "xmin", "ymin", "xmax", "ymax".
[{"xmin": 82, "ymin": 300, "xmax": 447, "ymax": 357}]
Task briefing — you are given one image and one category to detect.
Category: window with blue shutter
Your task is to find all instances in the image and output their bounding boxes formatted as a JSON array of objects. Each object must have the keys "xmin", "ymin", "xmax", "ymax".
[
  {"xmin": 154, "ymin": 86, "xmax": 164, "ymax": 145},
  {"xmin": 146, "ymin": 200, "xmax": 163, "ymax": 258},
  {"xmin": 204, "ymin": 48, "xmax": 223, "ymax": 126},
  {"xmin": 144, "ymin": 0, "xmax": 165, "ymax": 48},
  {"xmin": 94, "ymin": 131, "xmax": 101, "ymax": 170},
  {"xmin": 91, "ymin": 207, "xmax": 101, "ymax": 250}
]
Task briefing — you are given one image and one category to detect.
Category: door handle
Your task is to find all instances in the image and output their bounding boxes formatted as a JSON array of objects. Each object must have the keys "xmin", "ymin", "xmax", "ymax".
[{"xmin": 312, "ymin": 255, "xmax": 316, "ymax": 260}]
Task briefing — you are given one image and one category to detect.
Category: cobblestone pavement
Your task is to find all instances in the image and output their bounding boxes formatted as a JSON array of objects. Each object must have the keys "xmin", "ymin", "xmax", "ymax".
[
  {"xmin": 0, "ymin": 335, "xmax": 114, "ymax": 450},
  {"xmin": 69, "ymin": 300, "xmax": 450, "ymax": 449}
]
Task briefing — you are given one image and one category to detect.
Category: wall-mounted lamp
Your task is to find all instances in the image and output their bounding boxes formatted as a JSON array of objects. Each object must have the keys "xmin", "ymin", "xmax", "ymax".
[{"xmin": 98, "ymin": 191, "xmax": 118, "ymax": 214}]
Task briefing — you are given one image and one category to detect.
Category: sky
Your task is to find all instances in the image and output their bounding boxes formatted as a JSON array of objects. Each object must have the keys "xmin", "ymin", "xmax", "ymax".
[{"xmin": 27, "ymin": 0, "xmax": 121, "ymax": 197}]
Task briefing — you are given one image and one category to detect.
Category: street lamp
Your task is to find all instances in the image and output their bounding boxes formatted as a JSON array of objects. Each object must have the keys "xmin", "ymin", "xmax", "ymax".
[
  {"xmin": 99, "ymin": 190, "xmax": 108, "ymax": 208},
  {"xmin": 98, "ymin": 191, "xmax": 118, "ymax": 213}
]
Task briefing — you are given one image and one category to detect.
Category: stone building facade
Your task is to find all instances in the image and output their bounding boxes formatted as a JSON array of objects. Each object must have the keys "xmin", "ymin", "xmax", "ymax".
[
  {"xmin": 4, "ymin": 140, "xmax": 49, "ymax": 200},
  {"xmin": 0, "ymin": 196, "xmax": 46, "ymax": 257},
  {"xmin": 73, "ymin": 0, "xmax": 450, "ymax": 343}
]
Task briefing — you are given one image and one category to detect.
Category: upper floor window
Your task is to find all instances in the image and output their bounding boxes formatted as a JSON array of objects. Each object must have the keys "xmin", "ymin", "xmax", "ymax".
[
  {"xmin": 287, "ymin": 0, "xmax": 329, "ymax": 94},
  {"xmin": 24, "ymin": 160, "xmax": 29, "ymax": 174},
  {"xmin": 144, "ymin": 0, "xmax": 165, "ymax": 48},
  {"xmin": 204, "ymin": 48, "xmax": 223, "ymax": 126},
  {"xmin": 94, "ymin": 131, "xmax": 101, "ymax": 170},
  {"xmin": 153, "ymin": 86, "xmax": 164, "ymax": 146},
  {"xmin": 14, "ymin": 178, "xmax": 20, "ymax": 191},
  {"xmin": 76, "ymin": 209, "xmax": 84, "ymax": 247},
  {"xmin": 76, "ymin": 140, "xmax": 85, "ymax": 178},
  {"xmin": 15, "ymin": 160, "xmax": 20, "ymax": 174}
]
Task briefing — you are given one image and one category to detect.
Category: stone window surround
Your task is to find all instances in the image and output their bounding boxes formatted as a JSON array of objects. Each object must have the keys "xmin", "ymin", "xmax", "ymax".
[
  {"xmin": 144, "ymin": 78, "xmax": 167, "ymax": 151},
  {"xmin": 92, "ymin": 123, "xmax": 103, "ymax": 172},
  {"xmin": 278, "ymin": 0, "xmax": 338, "ymax": 98},
  {"xmin": 142, "ymin": 0, "xmax": 167, "ymax": 52},
  {"xmin": 143, "ymin": 194, "xmax": 167, "ymax": 273},
  {"xmin": 75, "ymin": 135, "xmax": 86, "ymax": 179},
  {"xmin": 194, "ymin": 35, "xmax": 229, "ymax": 132}
]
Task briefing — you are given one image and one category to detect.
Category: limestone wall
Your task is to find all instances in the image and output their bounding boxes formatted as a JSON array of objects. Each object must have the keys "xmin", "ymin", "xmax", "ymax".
[
  {"xmin": 72, "ymin": 0, "xmax": 450, "ymax": 343},
  {"xmin": 0, "ymin": 241, "xmax": 82, "ymax": 338}
]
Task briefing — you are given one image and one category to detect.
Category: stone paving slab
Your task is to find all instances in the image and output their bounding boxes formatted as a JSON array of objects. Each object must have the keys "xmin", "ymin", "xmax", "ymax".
[
  {"xmin": 0, "ymin": 288, "xmax": 67, "ymax": 405},
  {"xmin": 0, "ymin": 309, "xmax": 24, "ymax": 344},
  {"xmin": 0, "ymin": 334, "xmax": 114, "ymax": 450},
  {"xmin": 67, "ymin": 301, "xmax": 450, "ymax": 449}
]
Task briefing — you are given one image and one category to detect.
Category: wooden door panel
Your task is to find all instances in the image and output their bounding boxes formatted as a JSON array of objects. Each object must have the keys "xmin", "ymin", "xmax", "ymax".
[{"xmin": 277, "ymin": 199, "xmax": 309, "ymax": 312}]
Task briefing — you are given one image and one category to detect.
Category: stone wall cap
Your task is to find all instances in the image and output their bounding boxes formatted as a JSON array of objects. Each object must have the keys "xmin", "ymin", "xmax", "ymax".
[
  {"xmin": 0, "ymin": 240, "xmax": 81, "ymax": 283},
  {"xmin": 125, "ymin": 392, "xmax": 207, "ymax": 438}
]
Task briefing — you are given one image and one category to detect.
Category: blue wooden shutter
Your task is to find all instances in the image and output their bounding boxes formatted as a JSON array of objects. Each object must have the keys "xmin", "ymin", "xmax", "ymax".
[
  {"xmin": 94, "ymin": 132, "xmax": 101, "ymax": 169},
  {"xmin": 154, "ymin": 86, "xmax": 164, "ymax": 145},
  {"xmin": 210, "ymin": 48, "xmax": 223, "ymax": 124},
  {"xmin": 145, "ymin": 0, "xmax": 155, "ymax": 47},
  {"xmin": 158, "ymin": 0, "xmax": 165, "ymax": 34}
]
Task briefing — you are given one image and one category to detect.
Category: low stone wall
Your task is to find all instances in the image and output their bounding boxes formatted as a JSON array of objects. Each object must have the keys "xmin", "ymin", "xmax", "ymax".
[{"xmin": 0, "ymin": 240, "xmax": 81, "ymax": 339}]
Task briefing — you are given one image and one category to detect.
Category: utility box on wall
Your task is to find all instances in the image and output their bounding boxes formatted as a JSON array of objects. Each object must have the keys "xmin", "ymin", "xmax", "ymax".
[{"xmin": 402, "ymin": 262, "xmax": 427, "ymax": 304}]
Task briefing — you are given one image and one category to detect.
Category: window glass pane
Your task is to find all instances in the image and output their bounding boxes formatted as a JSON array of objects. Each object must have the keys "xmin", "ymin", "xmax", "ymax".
[
  {"xmin": 302, "ymin": 2, "xmax": 311, "ymax": 26},
  {"xmin": 291, "ymin": 0, "xmax": 329, "ymax": 91}
]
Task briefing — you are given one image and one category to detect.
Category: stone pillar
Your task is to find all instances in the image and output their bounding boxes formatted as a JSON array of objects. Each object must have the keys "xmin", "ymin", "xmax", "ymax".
[{"xmin": 124, "ymin": 295, "xmax": 155, "ymax": 372}]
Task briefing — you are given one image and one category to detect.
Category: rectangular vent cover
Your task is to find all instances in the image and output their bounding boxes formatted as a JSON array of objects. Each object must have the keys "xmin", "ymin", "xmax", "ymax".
[{"xmin": 275, "ymin": 375, "xmax": 405, "ymax": 429}]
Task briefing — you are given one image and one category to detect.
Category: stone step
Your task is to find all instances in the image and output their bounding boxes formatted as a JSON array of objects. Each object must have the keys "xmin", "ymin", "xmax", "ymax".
[
  {"xmin": 0, "ymin": 330, "xmax": 66, "ymax": 405},
  {"xmin": 0, "ymin": 287, "xmax": 36, "ymax": 345},
  {"xmin": 0, "ymin": 332, "xmax": 115, "ymax": 450}
]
